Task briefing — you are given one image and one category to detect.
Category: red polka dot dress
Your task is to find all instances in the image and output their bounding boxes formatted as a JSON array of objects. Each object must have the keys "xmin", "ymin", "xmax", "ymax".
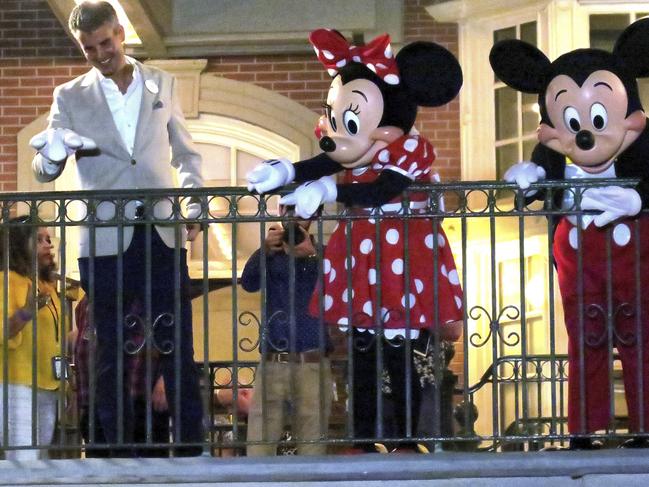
[{"xmin": 309, "ymin": 134, "xmax": 464, "ymax": 332}]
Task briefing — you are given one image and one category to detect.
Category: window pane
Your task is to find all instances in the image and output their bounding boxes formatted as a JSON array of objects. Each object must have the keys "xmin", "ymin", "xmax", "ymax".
[
  {"xmin": 496, "ymin": 143, "xmax": 519, "ymax": 180},
  {"xmin": 523, "ymin": 139, "xmax": 537, "ymax": 161},
  {"xmin": 520, "ymin": 21, "xmax": 537, "ymax": 47},
  {"xmin": 236, "ymin": 150, "xmax": 264, "ymax": 183},
  {"xmin": 494, "ymin": 26, "xmax": 516, "ymax": 44},
  {"xmin": 589, "ymin": 14, "xmax": 630, "ymax": 51},
  {"xmin": 639, "ymin": 79, "xmax": 649, "ymax": 110},
  {"xmin": 495, "ymin": 86, "xmax": 518, "ymax": 141},
  {"xmin": 522, "ymin": 92, "xmax": 540, "ymax": 134},
  {"xmin": 195, "ymin": 142, "xmax": 231, "ymax": 181}
]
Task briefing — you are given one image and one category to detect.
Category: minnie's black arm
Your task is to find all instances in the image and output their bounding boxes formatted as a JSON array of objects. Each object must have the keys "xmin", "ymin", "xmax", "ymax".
[
  {"xmin": 336, "ymin": 169, "xmax": 412, "ymax": 207},
  {"xmin": 293, "ymin": 153, "xmax": 344, "ymax": 182}
]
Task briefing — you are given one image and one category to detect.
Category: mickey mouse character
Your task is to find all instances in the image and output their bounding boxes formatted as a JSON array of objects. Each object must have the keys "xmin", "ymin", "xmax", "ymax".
[
  {"xmin": 247, "ymin": 29, "xmax": 463, "ymax": 449},
  {"xmin": 490, "ymin": 18, "xmax": 649, "ymax": 443}
]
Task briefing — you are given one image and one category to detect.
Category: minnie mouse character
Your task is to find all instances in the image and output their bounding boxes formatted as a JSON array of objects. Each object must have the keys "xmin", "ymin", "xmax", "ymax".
[
  {"xmin": 247, "ymin": 29, "xmax": 463, "ymax": 449},
  {"xmin": 490, "ymin": 18, "xmax": 649, "ymax": 444}
]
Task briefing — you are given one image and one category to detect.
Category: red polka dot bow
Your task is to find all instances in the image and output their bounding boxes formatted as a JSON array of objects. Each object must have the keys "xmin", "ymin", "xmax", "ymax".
[{"xmin": 308, "ymin": 29, "xmax": 400, "ymax": 85}]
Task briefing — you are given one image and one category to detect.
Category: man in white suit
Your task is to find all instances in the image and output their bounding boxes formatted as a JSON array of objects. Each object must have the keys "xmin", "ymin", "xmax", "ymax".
[{"xmin": 31, "ymin": 1, "xmax": 204, "ymax": 455}]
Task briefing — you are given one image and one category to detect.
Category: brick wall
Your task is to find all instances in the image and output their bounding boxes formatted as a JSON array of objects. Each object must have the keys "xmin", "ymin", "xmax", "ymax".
[{"xmin": 0, "ymin": 0, "xmax": 85, "ymax": 191}]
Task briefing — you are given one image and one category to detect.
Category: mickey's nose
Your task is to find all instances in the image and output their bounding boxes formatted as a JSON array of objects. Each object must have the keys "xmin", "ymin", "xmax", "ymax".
[
  {"xmin": 576, "ymin": 130, "xmax": 595, "ymax": 151},
  {"xmin": 319, "ymin": 136, "xmax": 336, "ymax": 152}
]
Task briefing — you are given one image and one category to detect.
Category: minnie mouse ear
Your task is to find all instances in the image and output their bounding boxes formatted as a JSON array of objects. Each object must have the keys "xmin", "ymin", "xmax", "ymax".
[
  {"xmin": 489, "ymin": 40, "xmax": 550, "ymax": 93},
  {"xmin": 614, "ymin": 17, "xmax": 649, "ymax": 78},
  {"xmin": 396, "ymin": 41, "xmax": 463, "ymax": 107}
]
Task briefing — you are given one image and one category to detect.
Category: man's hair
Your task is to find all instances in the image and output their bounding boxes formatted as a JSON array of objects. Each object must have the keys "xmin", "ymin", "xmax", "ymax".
[{"xmin": 68, "ymin": 1, "xmax": 118, "ymax": 34}]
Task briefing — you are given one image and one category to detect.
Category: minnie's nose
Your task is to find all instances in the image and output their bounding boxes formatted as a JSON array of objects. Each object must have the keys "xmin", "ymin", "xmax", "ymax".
[{"xmin": 319, "ymin": 136, "xmax": 336, "ymax": 152}]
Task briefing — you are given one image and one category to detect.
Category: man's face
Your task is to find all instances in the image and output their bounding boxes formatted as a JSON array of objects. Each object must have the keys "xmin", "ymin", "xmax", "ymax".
[{"xmin": 74, "ymin": 21, "xmax": 126, "ymax": 77}]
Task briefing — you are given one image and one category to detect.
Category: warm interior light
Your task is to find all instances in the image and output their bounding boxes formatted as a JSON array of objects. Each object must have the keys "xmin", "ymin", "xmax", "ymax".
[{"xmin": 73, "ymin": 0, "xmax": 142, "ymax": 45}]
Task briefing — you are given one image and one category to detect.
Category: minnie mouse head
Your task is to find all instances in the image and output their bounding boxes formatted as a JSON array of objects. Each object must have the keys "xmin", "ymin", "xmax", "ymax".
[
  {"xmin": 310, "ymin": 29, "xmax": 463, "ymax": 168},
  {"xmin": 489, "ymin": 18, "xmax": 649, "ymax": 173}
]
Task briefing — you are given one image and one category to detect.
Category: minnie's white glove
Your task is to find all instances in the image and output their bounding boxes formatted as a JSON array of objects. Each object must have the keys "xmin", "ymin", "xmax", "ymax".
[
  {"xmin": 580, "ymin": 186, "xmax": 642, "ymax": 227},
  {"xmin": 503, "ymin": 161, "xmax": 546, "ymax": 193},
  {"xmin": 246, "ymin": 158, "xmax": 295, "ymax": 194},
  {"xmin": 279, "ymin": 176, "xmax": 337, "ymax": 219},
  {"xmin": 30, "ymin": 128, "xmax": 96, "ymax": 163}
]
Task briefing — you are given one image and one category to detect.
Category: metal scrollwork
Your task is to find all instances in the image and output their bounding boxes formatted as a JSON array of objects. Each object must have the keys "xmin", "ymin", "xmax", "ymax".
[
  {"xmin": 151, "ymin": 312, "xmax": 175, "ymax": 354},
  {"xmin": 237, "ymin": 311, "xmax": 262, "ymax": 353}
]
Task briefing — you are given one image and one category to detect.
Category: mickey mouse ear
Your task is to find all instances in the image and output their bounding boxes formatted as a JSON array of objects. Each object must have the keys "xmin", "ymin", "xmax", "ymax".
[
  {"xmin": 489, "ymin": 40, "xmax": 550, "ymax": 93},
  {"xmin": 614, "ymin": 17, "xmax": 649, "ymax": 78}
]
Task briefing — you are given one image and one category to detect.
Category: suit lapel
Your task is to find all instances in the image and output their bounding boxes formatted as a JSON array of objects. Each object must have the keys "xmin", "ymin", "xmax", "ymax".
[
  {"xmin": 133, "ymin": 62, "xmax": 159, "ymax": 158},
  {"xmin": 80, "ymin": 69, "xmax": 131, "ymax": 159}
]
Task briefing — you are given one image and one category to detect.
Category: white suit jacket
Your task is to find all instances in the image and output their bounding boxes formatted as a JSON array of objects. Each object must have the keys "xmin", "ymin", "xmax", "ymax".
[{"xmin": 32, "ymin": 61, "xmax": 203, "ymax": 257}]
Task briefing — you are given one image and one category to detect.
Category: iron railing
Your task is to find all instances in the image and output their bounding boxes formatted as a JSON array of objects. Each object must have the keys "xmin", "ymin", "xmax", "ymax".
[{"xmin": 0, "ymin": 178, "xmax": 646, "ymax": 458}]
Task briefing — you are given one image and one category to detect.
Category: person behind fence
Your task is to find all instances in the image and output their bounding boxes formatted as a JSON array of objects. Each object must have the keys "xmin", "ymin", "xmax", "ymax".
[
  {"xmin": 29, "ymin": 1, "xmax": 204, "ymax": 454},
  {"xmin": 246, "ymin": 29, "xmax": 464, "ymax": 452},
  {"xmin": 72, "ymin": 295, "xmax": 170, "ymax": 458},
  {"xmin": 491, "ymin": 18, "xmax": 649, "ymax": 448},
  {"xmin": 0, "ymin": 216, "xmax": 60, "ymax": 460},
  {"xmin": 241, "ymin": 213, "xmax": 332, "ymax": 456}
]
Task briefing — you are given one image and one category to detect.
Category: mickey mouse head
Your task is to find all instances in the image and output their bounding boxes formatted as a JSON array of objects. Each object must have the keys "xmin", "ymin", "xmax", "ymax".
[{"xmin": 489, "ymin": 18, "xmax": 649, "ymax": 173}]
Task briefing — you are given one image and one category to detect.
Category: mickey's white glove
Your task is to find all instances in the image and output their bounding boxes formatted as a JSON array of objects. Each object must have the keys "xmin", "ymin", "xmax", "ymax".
[
  {"xmin": 279, "ymin": 176, "xmax": 337, "ymax": 219},
  {"xmin": 246, "ymin": 158, "xmax": 295, "ymax": 194},
  {"xmin": 580, "ymin": 186, "xmax": 642, "ymax": 227},
  {"xmin": 30, "ymin": 128, "xmax": 96, "ymax": 163},
  {"xmin": 504, "ymin": 161, "xmax": 546, "ymax": 192}
]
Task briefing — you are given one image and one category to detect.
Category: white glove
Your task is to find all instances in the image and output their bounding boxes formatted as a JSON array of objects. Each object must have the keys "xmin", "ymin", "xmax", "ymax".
[
  {"xmin": 580, "ymin": 186, "xmax": 642, "ymax": 227},
  {"xmin": 29, "ymin": 128, "xmax": 96, "ymax": 163},
  {"xmin": 246, "ymin": 158, "xmax": 295, "ymax": 194},
  {"xmin": 503, "ymin": 161, "xmax": 546, "ymax": 191},
  {"xmin": 279, "ymin": 176, "xmax": 337, "ymax": 219}
]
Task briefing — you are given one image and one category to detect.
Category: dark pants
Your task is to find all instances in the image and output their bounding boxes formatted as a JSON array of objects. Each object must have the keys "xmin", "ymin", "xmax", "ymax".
[
  {"xmin": 78, "ymin": 226, "xmax": 204, "ymax": 455},
  {"xmin": 352, "ymin": 329, "xmax": 421, "ymax": 451}
]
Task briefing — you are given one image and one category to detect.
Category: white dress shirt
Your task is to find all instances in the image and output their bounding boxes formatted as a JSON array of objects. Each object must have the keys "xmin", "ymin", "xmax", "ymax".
[{"xmin": 97, "ymin": 57, "xmax": 142, "ymax": 156}]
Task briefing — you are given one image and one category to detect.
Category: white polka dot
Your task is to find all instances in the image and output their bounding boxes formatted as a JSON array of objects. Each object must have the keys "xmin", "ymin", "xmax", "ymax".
[
  {"xmin": 329, "ymin": 268, "xmax": 336, "ymax": 283},
  {"xmin": 324, "ymin": 295, "xmax": 333, "ymax": 311},
  {"xmin": 392, "ymin": 258, "xmax": 404, "ymax": 275},
  {"xmin": 327, "ymin": 68, "xmax": 337, "ymax": 77},
  {"xmin": 438, "ymin": 233, "xmax": 446, "ymax": 248},
  {"xmin": 344, "ymin": 256, "xmax": 356, "ymax": 270},
  {"xmin": 419, "ymin": 315, "xmax": 426, "ymax": 324},
  {"xmin": 322, "ymin": 49, "xmax": 334, "ymax": 60},
  {"xmin": 360, "ymin": 239, "xmax": 373, "ymax": 254},
  {"xmin": 323, "ymin": 258, "xmax": 331, "ymax": 274},
  {"xmin": 378, "ymin": 149, "xmax": 390, "ymax": 163},
  {"xmin": 313, "ymin": 47, "xmax": 320, "ymax": 56},
  {"xmin": 404, "ymin": 138, "xmax": 419, "ymax": 152},
  {"xmin": 367, "ymin": 63, "xmax": 376, "ymax": 73},
  {"xmin": 425, "ymin": 234, "xmax": 434, "ymax": 249},
  {"xmin": 414, "ymin": 279, "xmax": 424, "ymax": 294},
  {"xmin": 363, "ymin": 301, "xmax": 373, "ymax": 316},
  {"xmin": 376, "ymin": 63, "xmax": 386, "ymax": 69},
  {"xmin": 381, "ymin": 308, "xmax": 390, "ymax": 322},
  {"xmin": 448, "ymin": 269, "xmax": 460, "ymax": 286},
  {"xmin": 613, "ymin": 223, "xmax": 631, "ymax": 247},
  {"xmin": 401, "ymin": 293, "xmax": 416, "ymax": 309},
  {"xmin": 413, "ymin": 170, "xmax": 422, "ymax": 177},
  {"xmin": 454, "ymin": 296, "xmax": 462, "ymax": 309},
  {"xmin": 423, "ymin": 168, "xmax": 431, "ymax": 174},
  {"xmin": 384, "ymin": 45, "xmax": 393, "ymax": 58},
  {"xmin": 368, "ymin": 268, "xmax": 377, "ymax": 285},
  {"xmin": 332, "ymin": 223, "xmax": 339, "ymax": 233},
  {"xmin": 338, "ymin": 317, "xmax": 349, "ymax": 325},
  {"xmin": 372, "ymin": 163, "xmax": 383, "ymax": 171},
  {"xmin": 386, "ymin": 229, "xmax": 399, "ymax": 245},
  {"xmin": 384, "ymin": 74, "xmax": 400, "ymax": 85},
  {"xmin": 441, "ymin": 264, "xmax": 448, "ymax": 277},
  {"xmin": 397, "ymin": 155, "xmax": 407, "ymax": 165},
  {"xmin": 342, "ymin": 288, "xmax": 354, "ymax": 303},
  {"xmin": 568, "ymin": 227, "xmax": 579, "ymax": 250},
  {"xmin": 336, "ymin": 58, "xmax": 347, "ymax": 68},
  {"xmin": 408, "ymin": 162, "xmax": 418, "ymax": 174},
  {"xmin": 352, "ymin": 55, "xmax": 361, "ymax": 62},
  {"xmin": 368, "ymin": 218, "xmax": 375, "ymax": 224}
]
